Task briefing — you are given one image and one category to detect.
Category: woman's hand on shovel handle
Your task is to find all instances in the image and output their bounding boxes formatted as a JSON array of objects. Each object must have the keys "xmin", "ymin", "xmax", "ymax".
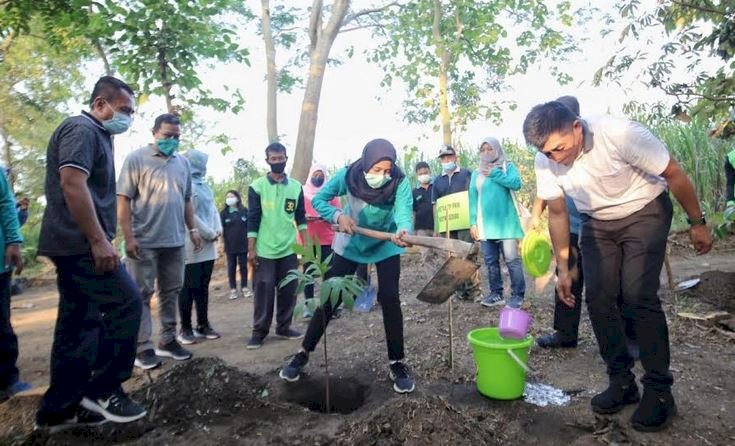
[
  {"xmin": 392, "ymin": 229, "xmax": 411, "ymax": 247},
  {"xmin": 337, "ymin": 214, "xmax": 356, "ymax": 235},
  {"xmin": 555, "ymin": 271, "xmax": 575, "ymax": 308}
]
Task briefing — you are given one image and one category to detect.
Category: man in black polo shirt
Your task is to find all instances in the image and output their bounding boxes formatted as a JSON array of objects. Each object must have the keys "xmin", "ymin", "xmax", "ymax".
[
  {"xmin": 431, "ymin": 145, "xmax": 472, "ymax": 241},
  {"xmin": 35, "ymin": 76, "xmax": 146, "ymax": 432}
]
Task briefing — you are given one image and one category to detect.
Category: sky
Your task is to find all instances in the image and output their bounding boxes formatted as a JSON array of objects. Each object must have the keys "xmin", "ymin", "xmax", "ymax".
[{"xmin": 109, "ymin": 0, "xmax": 675, "ymax": 182}]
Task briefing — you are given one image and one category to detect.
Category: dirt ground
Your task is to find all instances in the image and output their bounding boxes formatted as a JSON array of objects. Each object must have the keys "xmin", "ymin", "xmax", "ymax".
[{"xmin": 1, "ymin": 234, "xmax": 734, "ymax": 445}]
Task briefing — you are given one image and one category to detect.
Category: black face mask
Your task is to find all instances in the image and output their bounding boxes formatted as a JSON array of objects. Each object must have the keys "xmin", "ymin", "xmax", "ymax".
[
  {"xmin": 311, "ymin": 176, "xmax": 325, "ymax": 187},
  {"xmin": 269, "ymin": 161, "xmax": 287, "ymax": 174}
]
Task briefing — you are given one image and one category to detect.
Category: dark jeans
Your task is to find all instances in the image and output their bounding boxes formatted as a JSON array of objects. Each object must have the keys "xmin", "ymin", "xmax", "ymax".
[
  {"xmin": 37, "ymin": 255, "xmax": 142, "ymax": 423},
  {"xmin": 179, "ymin": 260, "xmax": 215, "ymax": 331},
  {"xmin": 304, "ymin": 245, "xmax": 333, "ymax": 299},
  {"xmin": 0, "ymin": 271, "xmax": 19, "ymax": 389},
  {"xmin": 252, "ymin": 254, "xmax": 298, "ymax": 339},
  {"xmin": 581, "ymin": 193, "xmax": 673, "ymax": 391},
  {"xmin": 302, "ymin": 254, "xmax": 405, "ymax": 361},
  {"xmin": 481, "ymin": 239, "xmax": 525, "ymax": 306},
  {"xmin": 226, "ymin": 252, "xmax": 247, "ymax": 289},
  {"xmin": 553, "ymin": 233, "xmax": 584, "ymax": 340}
]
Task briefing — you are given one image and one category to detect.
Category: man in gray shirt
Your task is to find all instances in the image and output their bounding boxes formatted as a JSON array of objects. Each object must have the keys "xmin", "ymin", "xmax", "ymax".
[{"xmin": 117, "ymin": 113, "xmax": 202, "ymax": 370}]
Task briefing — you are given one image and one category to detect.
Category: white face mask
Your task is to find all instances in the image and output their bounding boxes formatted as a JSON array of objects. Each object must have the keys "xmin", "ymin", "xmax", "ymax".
[
  {"xmin": 225, "ymin": 197, "xmax": 238, "ymax": 207},
  {"xmin": 417, "ymin": 174, "xmax": 431, "ymax": 184}
]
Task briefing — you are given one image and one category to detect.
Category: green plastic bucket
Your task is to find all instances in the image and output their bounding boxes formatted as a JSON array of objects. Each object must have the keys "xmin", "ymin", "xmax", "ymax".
[{"xmin": 467, "ymin": 327, "xmax": 533, "ymax": 400}]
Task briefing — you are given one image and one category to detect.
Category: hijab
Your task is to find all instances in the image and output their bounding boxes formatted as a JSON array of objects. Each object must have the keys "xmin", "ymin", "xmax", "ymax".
[
  {"xmin": 184, "ymin": 149, "xmax": 216, "ymax": 224},
  {"xmin": 478, "ymin": 136, "xmax": 506, "ymax": 176},
  {"xmin": 304, "ymin": 163, "xmax": 328, "ymax": 202},
  {"xmin": 345, "ymin": 138, "xmax": 405, "ymax": 205}
]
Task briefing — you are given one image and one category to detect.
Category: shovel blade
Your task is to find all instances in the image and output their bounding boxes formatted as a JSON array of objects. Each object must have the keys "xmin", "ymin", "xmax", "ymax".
[{"xmin": 416, "ymin": 256, "xmax": 480, "ymax": 304}]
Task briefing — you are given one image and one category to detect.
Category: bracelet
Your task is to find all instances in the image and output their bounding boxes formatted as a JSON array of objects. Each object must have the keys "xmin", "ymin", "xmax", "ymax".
[{"xmin": 189, "ymin": 228, "xmax": 199, "ymax": 233}]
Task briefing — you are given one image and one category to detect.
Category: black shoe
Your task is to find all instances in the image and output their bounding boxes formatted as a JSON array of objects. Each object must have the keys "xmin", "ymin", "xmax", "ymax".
[
  {"xmin": 134, "ymin": 349, "xmax": 161, "ymax": 370},
  {"xmin": 155, "ymin": 340, "xmax": 192, "ymax": 360},
  {"xmin": 389, "ymin": 361, "xmax": 415, "ymax": 394},
  {"xmin": 81, "ymin": 389, "xmax": 147, "ymax": 423},
  {"xmin": 194, "ymin": 325, "xmax": 221, "ymax": 340},
  {"xmin": 536, "ymin": 332, "xmax": 578, "ymax": 349},
  {"xmin": 177, "ymin": 329, "xmax": 197, "ymax": 345},
  {"xmin": 246, "ymin": 336, "xmax": 264, "ymax": 350},
  {"xmin": 630, "ymin": 389, "xmax": 677, "ymax": 432},
  {"xmin": 275, "ymin": 328, "xmax": 304, "ymax": 340},
  {"xmin": 591, "ymin": 380, "xmax": 640, "ymax": 414},
  {"xmin": 34, "ymin": 408, "xmax": 108, "ymax": 434},
  {"xmin": 279, "ymin": 351, "xmax": 309, "ymax": 382}
]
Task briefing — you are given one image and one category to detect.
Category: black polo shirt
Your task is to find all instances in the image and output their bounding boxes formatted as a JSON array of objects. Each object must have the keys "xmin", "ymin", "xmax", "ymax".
[
  {"xmin": 413, "ymin": 184, "xmax": 434, "ymax": 230},
  {"xmin": 431, "ymin": 168, "xmax": 472, "ymax": 203},
  {"xmin": 38, "ymin": 112, "xmax": 116, "ymax": 256}
]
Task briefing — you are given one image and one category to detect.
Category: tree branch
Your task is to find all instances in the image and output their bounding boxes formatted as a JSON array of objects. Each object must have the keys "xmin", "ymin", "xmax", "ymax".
[
  {"xmin": 339, "ymin": 23, "xmax": 382, "ymax": 34},
  {"xmin": 309, "ymin": 0, "xmax": 323, "ymax": 50},
  {"xmin": 669, "ymin": 0, "xmax": 728, "ymax": 17},
  {"xmin": 343, "ymin": 1, "xmax": 402, "ymax": 26}
]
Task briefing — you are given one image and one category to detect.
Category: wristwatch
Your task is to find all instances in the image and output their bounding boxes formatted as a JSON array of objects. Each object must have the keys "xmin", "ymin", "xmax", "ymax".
[
  {"xmin": 686, "ymin": 214, "xmax": 706, "ymax": 226},
  {"xmin": 189, "ymin": 228, "xmax": 199, "ymax": 233}
]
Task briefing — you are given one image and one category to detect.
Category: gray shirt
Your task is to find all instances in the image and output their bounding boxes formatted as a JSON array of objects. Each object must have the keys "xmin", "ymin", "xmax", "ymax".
[
  {"xmin": 38, "ymin": 112, "xmax": 117, "ymax": 257},
  {"xmin": 117, "ymin": 145, "xmax": 192, "ymax": 249}
]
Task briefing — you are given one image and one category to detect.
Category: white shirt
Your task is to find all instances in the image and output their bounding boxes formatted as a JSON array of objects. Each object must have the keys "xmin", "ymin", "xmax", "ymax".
[{"xmin": 535, "ymin": 115, "xmax": 670, "ymax": 220}]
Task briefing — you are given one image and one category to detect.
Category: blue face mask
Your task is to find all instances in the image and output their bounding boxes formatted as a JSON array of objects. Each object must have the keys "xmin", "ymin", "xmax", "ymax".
[
  {"xmin": 364, "ymin": 172, "xmax": 391, "ymax": 189},
  {"xmin": 156, "ymin": 138, "xmax": 179, "ymax": 156},
  {"xmin": 102, "ymin": 103, "xmax": 132, "ymax": 135},
  {"xmin": 441, "ymin": 161, "xmax": 456, "ymax": 172}
]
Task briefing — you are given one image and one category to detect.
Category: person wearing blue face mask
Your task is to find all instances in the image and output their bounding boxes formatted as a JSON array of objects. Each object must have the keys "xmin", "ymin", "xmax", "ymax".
[
  {"xmin": 431, "ymin": 145, "xmax": 472, "ymax": 241},
  {"xmin": 117, "ymin": 113, "xmax": 202, "ymax": 371},
  {"xmin": 279, "ymin": 139, "xmax": 416, "ymax": 394}
]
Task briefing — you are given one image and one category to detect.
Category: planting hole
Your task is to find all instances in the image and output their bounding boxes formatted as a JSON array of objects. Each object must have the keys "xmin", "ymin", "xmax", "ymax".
[{"xmin": 283, "ymin": 377, "xmax": 367, "ymax": 414}]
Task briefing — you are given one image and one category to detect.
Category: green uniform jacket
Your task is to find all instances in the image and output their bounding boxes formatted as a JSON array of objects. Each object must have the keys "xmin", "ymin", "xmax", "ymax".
[
  {"xmin": 312, "ymin": 167, "xmax": 413, "ymax": 264},
  {"xmin": 469, "ymin": 164, "xmax": 524, "ymax": 240},
  {"xmin": 0, "ymin": 170, "xmax": 22, "ymax": 273}
]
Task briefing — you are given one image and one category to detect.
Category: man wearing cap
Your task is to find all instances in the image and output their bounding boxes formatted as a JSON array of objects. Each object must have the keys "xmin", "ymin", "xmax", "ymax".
[
  {"xmin": 431, "ymin": 145, "xmax": 472, "ymax": 241},
  {"xmin": 523, "ymin": 101, "xmax": 712, "ymax": 432}
]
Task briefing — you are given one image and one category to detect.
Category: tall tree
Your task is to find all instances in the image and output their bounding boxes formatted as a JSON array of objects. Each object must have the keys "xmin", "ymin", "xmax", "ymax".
[
  {"xmin": 261, "ymin": 0, "xmax": 279, "ymax": 143},
  {"xmin": 597, "ymin": 1, "xmax": 734, "ymax": 129},
  {"xmin": 372, "ymin": 0, "xmax": 578, "ymax": 147}
]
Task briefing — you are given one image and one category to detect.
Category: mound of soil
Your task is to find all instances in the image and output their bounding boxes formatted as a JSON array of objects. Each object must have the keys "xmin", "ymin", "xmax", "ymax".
[
  {"xmin": 682, "ymin": 270, "xmax": 735, "ymax": 313},
  {"xmin": 333, "ymin": 395, "xmax": 509, "ymax": 446}
]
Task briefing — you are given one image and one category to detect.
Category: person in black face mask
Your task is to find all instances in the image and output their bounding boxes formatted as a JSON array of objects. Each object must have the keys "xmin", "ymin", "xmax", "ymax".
[{"xmin": 245, "ymin": 143, "xmax": 308, "ymax": 350}]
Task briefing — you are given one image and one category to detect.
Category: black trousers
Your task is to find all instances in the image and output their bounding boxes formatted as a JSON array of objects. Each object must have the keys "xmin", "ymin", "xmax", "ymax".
[
  {"xmin": 179, "ymin": 260, "xmax": 215, "ymax": 331},
  {"xmin": 0, "ymin": 271, "xmax": 19, "ymax": 389},
  {"xmin": 302, "ymin": 254, "xmax": 405, "ymax": 361},
  {"xmin": 304, "ymin": 245, "xmax": 333, "ymax": 300},
  {"xmin": 252, "ymin": 254, "xmax": 298, "ymax": 338},
  {"xmin": 553, "ymin": 233, "xmax": 584, "ymax": 340},
  {"xmin": 581, "ymin": 193, "xmax": 673, "ymax": 391},
  {"xmin": 226, "ymin": 252, "xmax": 247, "ymax": 289},
  {"xmin": 37, "ymin": 255, "xmax": 142, "ymax": 423}
]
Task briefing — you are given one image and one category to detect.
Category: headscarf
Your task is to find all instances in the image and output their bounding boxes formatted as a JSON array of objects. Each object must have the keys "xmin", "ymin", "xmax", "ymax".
[
  {"xmin": 304, "ymin": 162, "xmax": 328, "ymax": 202},
  {"xmin": 478, "ymin": 136, "xmax": 506, "ymax": 176},
  {"xmin": 345, "ymin": 138, "xmax": 405, "ymax": 205},
  {"xmin": 184, "ymin": 149, "xmax": 215, "ymax": 224}
]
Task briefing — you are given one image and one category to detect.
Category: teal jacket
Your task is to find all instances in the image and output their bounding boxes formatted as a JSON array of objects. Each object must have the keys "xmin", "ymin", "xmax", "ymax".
[
  {"xmin": 0, "ymin": 170, "xmax": 22, "ymax": 273},
  {"xmin": 312, "ymin": 167, "xmax": 413, "ymax": 264},
  {"xmin": 469, "ymin": 164, "xmax": 523, "ymax": 240}
]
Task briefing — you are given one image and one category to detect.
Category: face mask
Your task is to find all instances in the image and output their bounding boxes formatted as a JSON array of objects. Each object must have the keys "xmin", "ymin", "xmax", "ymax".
[
  {"xmin": 441, "ymin": 161, "xmax": 456, "ymax": 172},
  {"xmin": 269, "ymin": 161, "xmax": 287, "ymax": 174},
  {"xmin": 225, "ymin": 197, "xmax": 238, "ymax": 207},
  {"xmin": 417, "ymin": 174, "xmax": 431, "ymax": 184},
  {"xmin": 481, "ymin": 153, "xmax": 499, "ymax": 164},
  {"xmin": 156, "ymin": 138, "xmax": 179, "ymax": 156},
  {"xmin": 102, "ymin": 103, "xmax": 132, "ymax": 135},
  {"xmin": 364, "ymin": 172, "xmax": 391, "ymax": 189},
  {"xmin": 311, "ymin": 176, "xmax": 325, "ymax": 187}
]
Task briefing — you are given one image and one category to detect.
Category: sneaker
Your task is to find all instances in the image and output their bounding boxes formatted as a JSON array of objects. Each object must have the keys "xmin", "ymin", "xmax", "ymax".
[
  {"xmin": 155, "ymin": 340, "xmax": 192, "ymax": 361},
  {"xmin": 177, "ymin": 328, "xmax": 197, "ymax": 345},
  {"xmin": 279, "ymin": 351, "xmax": 309, "ymax": 382},
  {"xmin": 536, "ymin": 332, "xmax": 578, "ymax": 349},
  {"xmin": 194, "ymin": 325, "xmax": 220, "ymax": 340},
  {"xmin": 480, "ymin": 294, "xmax": 505, "ymax": 308},
  {"xmin": 133, "ymin": 349, "xmax": 161, "ymax": 370},
  {"xmin": 0, "ymin": 379, "xmax": 32, "ymax": 400},
  {"xmin": 275, "ymin": 328, "xmax": 304, "ymax": 340},
  {"xmin": 242, "ymin": 288, "xmax": 254, "ymax": 298},
  {"xmin": 507, "ymin": 295, "xmax": 524, "ymax": 309},
  {"xmin": 34, "ymin": 408, "xmax": 108, "ymax": 433},
  {"xmin": 389, "ymin": 361, "xmax": 415, "ymax": 394},
  {"xmin": 228, "ymin": 289, "xmax": 240, "ymax": 300},
  {"xmin": 81, "ymin": 389, "xmax": 147, "ymax": 423},
  {"xmin": 591, "ymin": 380, "xmax": 640, "ymax": 414},
  {"xmin": 630, "ymin": 389, "xmax": 678, "ymax": 432},
  {"xmin": 246, "ymin": 336, "xmax": 264, "ymax": 350}
]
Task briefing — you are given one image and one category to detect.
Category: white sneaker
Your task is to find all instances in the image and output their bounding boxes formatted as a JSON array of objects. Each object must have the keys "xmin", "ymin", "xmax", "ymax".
[
  {"xmin": 242, "ymin": 288, "xmax": 254, "ymax": 298},
  {"xmin": 228, "ymin": 289, "xmax": 240, "ymax": 300}
]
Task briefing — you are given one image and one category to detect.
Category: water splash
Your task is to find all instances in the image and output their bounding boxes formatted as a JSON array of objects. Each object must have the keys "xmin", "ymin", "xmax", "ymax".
[{"xmin": 523, "ymin": 382, "xmax": 571, "ymax": 407}]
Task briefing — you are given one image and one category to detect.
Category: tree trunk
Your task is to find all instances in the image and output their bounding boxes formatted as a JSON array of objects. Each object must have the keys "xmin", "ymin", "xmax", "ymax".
[
  {"xmin": 157, "ymin": 46, "xmax": 175, "ymax": 113},
  {"xmin": 261, "ymin": 0, "xmax": 279, "ymax": 143},
  {"xmin": 291, "ymin": 0, "xmax": 350, "ymax": 183},
  {"xmin": 93, "ymin": 37, "xmax": 114, "ymax": 76},
  {"xmin": 432, "ymin": 0, "xmax": 452, "ymax": 145}
]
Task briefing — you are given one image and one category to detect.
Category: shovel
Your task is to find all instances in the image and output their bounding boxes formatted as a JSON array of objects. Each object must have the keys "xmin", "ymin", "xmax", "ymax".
[{"xmin": 336, "ymin": 225, "xmax": 479, "ymax": 304}]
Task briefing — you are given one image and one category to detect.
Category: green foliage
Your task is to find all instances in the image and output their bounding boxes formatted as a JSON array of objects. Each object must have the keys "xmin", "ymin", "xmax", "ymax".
[
  {"xmin": 279, "ymin": 234, "xmax": 365, "ymax": 319},
  {"xmin": 714, "ymin": 203, "xmax": 734, "ymax": 239},
  {"xmin": 598, "ymin": 1, "xmax": 735, "ymax": 130}
]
